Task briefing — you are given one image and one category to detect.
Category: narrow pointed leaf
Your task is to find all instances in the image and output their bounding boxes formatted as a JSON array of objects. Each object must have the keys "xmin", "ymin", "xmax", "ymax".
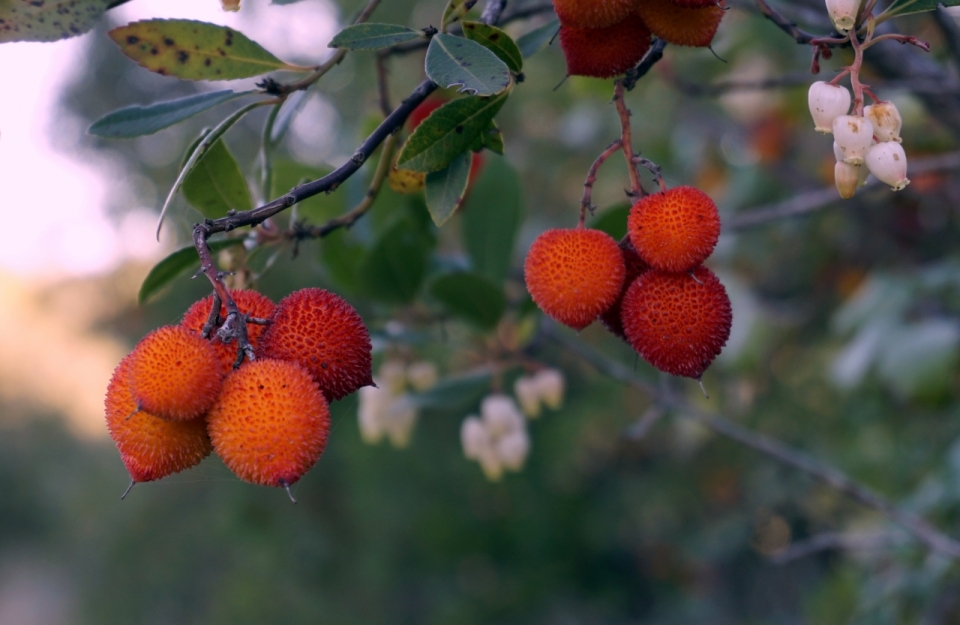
[
  {"xmin": 138, "ymin": 238, "xmax": 244, "ymax": 304},
  {"xmin": 516, "ymin": 17, "xmax": 559, "ymax": 59},
  {"xmin": 881, "ymin": 0, "xmax": 960, "ymax": 19},
  {"xmin": 397, "ymin": 89, "xmax": 509, "ymax": 173},
  {"xmin": 430, "ymin": 271, "xmax": 506, "ymax": 329},
  {"xmin": 88, "ymin": 90, "xmax": 252, "ymax": 138},
  {"xmin": 109, "ymin": 19, "xmax": 305, "ymax": 81},
  {"xmin": 425, "ymin": 150, "xmax": 472, "ymax": 226},
  {"xmin": 329, "ymin": 23, "xmax": 423, "ymax": 50},
  {"xmin": 156, "ymin": 100, "xmax": 267, "ymax": 238},
  {"xmin": 462, "ymin": 21, "xmax": 522, "ymax": 72},
  {"xmin": 360, "ymin": 218, "xmax": 434, "ymax": 303},
  {"xmin": 461, "ymin": 155, "xmax": 522, "ymax": 284},
  {"xmin": 441, "ymin": 0, "xmax": 477, "ymax": 31},
  {"xmin": 0, "ymin": 0, "xmax": 111, "ymax": 43},
  {"xmin": 182, "ymin": 138, "xmax": 253, "ymax": 218},
  {"xmin": 425, "ymin": 33, "xmax": 511, "ymax": 96}
]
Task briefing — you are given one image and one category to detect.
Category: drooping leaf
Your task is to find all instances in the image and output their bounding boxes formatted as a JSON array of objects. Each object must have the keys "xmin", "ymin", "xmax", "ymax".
[
  {"xmin": 181, "ymin": 138, "xmax": 253, "ymax": 219},
  {"xmin": 879, "ymin": 0, "xmax": 960, "ymax": 20},
  {"xmin": 441, "ymin": 0, "xmax": 477, "ymax": 32},
  {"xmin": 515, "ymin": 17, "xmax": 559, "ymax": 59},
  {"xmin": 109, "ymin": 19, "xmax": 304, "ymax": 81},
  {"xmin": 89, "ymin": 90, "xmax": 252, "ymax": 139},
  {"xmin": 138, "ymin": 238, "xmax": 244, "ymax": 304},
  {"xmin": 157, "ymin": 100, "xmax": 268, "ymax": 237},
  {"xmin": 461, "ymin": 21, "xmax": 522, "ymax": 72},
  {"xmin": 408, "ymin": 370, "xmax": 492, "ymax": 411},
  {"xmin": 329, "ymin": 23, "xmax": 423, "ymax": 50},
  {"xmin": 425, "ymin": 150, "xmax": 472, "ymax": 227},
  {"xmin": 461, "ymin": 155, "xmax": 523, "ymax": 285},
  {"xmin": 397, "ymin": 89, "xmax": 510, "ymax": 173},
  {"xmin": 430, "ymin": 271, "xmax": 506, "ymax": 329},
  {"xmin": 360, "ymin": 218, "xmax": 434, "ymax": 303},
  {"xmin": 425, "ymin": 33, "xmax": 511, "ymax": 96},
  {"xmin": 0, "ymin": 0, "xmax": 111, "ymax": 43},
  {"xmin": 475, "ymin": 120, "xmax": 504, "ymax": 155}
]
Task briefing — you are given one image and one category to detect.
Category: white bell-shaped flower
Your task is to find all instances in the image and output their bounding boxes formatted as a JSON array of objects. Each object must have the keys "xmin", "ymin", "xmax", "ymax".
[
  {"xmin": 358, "ymin": 385, "xmax": 389, "ymax": 444},
  {"xmin": 497, "ymin": 431, "xmax": 530, "ymax": 471},
  {"xmin": 481, "ymin": 395, "xmax": 524, "ymax": 437},
  {"xmin": 864, "ymin": 101, "xmax": 902, "ymax": 143},
  {"xmin": 461, "ymin": 417, "xmax": 490, "ymax": 460},
  {"xmin": 533, "ymin": 369, "xmax": 565, "ymax": 410},
  {"xmin": 406, "ymin": 361, "xmax": 439, "ymax": 392},
  {"xmin": 866, "ymin": 142, "xmax": 910, "ymax": 191},
  {"xmin": 383, "ymin": 396, "xmax": 418, "ymax": 448},
  {"xmin": 808, "ymin": 81, "xmax": 851, "ymax": 133},
  {"xmin": 834, "ymin": 161, "xmax": 860, "ymax": 199},
  {"xmin": 514, "ymin": 376, "xmax": 542, "ymax": 417},
  {"xmin": 832, "ymin": 115, "xmax": 874, "ymax": 165},
  {"xmin": 379, "ymin": 360, "xmax": 408, "ymax": 394},
  {"xmin": 826, "ymin": 0, "xmax": 861, "ymax": 32}
]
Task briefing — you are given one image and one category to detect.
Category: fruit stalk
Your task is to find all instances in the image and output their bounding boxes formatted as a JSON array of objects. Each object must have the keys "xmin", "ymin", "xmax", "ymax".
[
  {"xmin": 613, "ymin": 80, "xmax": 645, "ymax": 198},
  {"xmin": 580, "ymin": 139, "xmax": 624, "ymax": 226}
]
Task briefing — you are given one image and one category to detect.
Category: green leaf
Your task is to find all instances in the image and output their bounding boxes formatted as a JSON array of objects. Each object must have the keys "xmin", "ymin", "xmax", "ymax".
[
  {"xmin": 880, "ymin": 0, "xmax": 960, "ymax": 19},
  {"xmin": 328, "ymin": 23, "xmax": 423, "ymax": 50},
  {"xmin": 360, "ymin": 218, "xmax": 433, "ymax": 303},
  {"xmin": 320, "ymin": 229, "xmax": 366, "ymax": 294},
  {"xmin": 138, "ymin": 238, "xmax": 244, "ymax": 304},
  {"xmin": 516, "ymin": 17, "xmax": 559, "ymax": 59},
  {"xmin": 407, "ymin": 370, "xmax": 492, "ymax": 410},
  {"xmin": 88, "ymin": 90, "xmax": 253, "ymax": 139},
  {"xmin": 0, "ymin": 0, "xmax": 111, "ymax": 43},
  {"xmin": 461, "ymin": 21, "xmax": 522, "ymax": 73},
  {"xmin": 397, "ymin": 89, "xmax": 510, "ymax": 173},
  {"xmin": 441, "ymin": 0, "xmax": 477, "ymax": 32},
  {"xmin": 181, "ymin": 138, "xmax": 253, "ymax": 219},
  {"xmin": 425, "ymin": 151, "xmax": 472, "ymax": 227},
  {"xmin": 425, "ymin": 33, "xmax": 511, "ymax": 97},
  {"xmin": 157, "ymin": 100, "xmax": 267, "ymax": 237},
  {"xmin": 430, "ymin": 271, "xmax": 505, "ymax": 329},
  {"xmin": 461, "ymin": 155, "xmax": 523, "ymax": 285},
  {"xmin": 109, "ymin": 20, "xmax": 305, "ymax": 81},
  {"xmin": 481, "ymin": 121, "xmax": 504, "ymax": 155},
  {"xmin": 589, "ymin": 203, "xmax": 631, "ymax": 240}
]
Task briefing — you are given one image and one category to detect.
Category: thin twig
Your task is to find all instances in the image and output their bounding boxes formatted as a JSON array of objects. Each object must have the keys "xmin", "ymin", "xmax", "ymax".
[
  {"xmin": 613, "ymin": 80, "xmax": 645, "ymax": 199},
  {"xmin": 580, "ymin": 139, "xmax": 623, "ymax": 226},
  {"xmin": 768, "ymin": 531, "xmax": 907, "ymax": 565},
  {"xmin": 543, "ymin": 321, "xmax": 960, "ymax": 560}
]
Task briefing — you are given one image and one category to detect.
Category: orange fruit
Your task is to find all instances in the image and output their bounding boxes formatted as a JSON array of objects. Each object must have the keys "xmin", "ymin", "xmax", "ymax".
[
  {"xmin": 635, "ymin": 0, "xmax": 725, "ymax": 47},
  {"xmin": 181, "ymin": 289, "xmax": 276, "ymax": 374},
  {"xmin": 628, "ymin": 186, "xmax": 721, "ymax": 273},
  {"xmin": 600, "ymin": 240, "xmax": 650, "ymax": 339},
  {"xmin": 553, "ymin": 0, "xmax": 636, "ymax": 28},
  {"xmin": 559, "ymin": 14, "xmax": 652, "ymax": 79}
]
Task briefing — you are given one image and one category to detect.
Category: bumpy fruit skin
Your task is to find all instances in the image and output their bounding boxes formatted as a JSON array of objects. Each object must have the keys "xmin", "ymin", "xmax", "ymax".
[
  {"xmin": 181, "ymin": 289, "xmax": 277, "ymax": 374},
  {"xmin": 635, "ymin": 0, "xmax": 725, "ymax": 47},
  {"xmin": 667, "ymin": 0, "xmax": 724, "ymax": 6},
  {"xmin": 621, "ymin": 267, "xmax": 732, "ymax": 379},
  {"xmin": 628, "ymin": 186, "xmax": 721, "ymax": 273},
  {"xmin": 559, "ymin": 14, "xmax": 652, "ymax": 79},
  {"xmin": 207, "ymin": 359, "xmax": 330, "ymax": 487},
  {"xmin": 600, "ymin": 240, "xmax": 650, "ymax": 338},
  {"xmin": 106, "ymin": 356, "xmax": 212, "ymax": 482},
  {"xmin": 524, "ymin": 227, "xmax": 626, "ymax": 330},
  {"xmin": 127, "ymin": 325, "xmax": 223, "ymax": 420},
  {"xmin": 258, "ymin": 288, "xmax": 373, "ymax": 401},
  {"xmin": 553, "ymin": 0, "xmax": 636, "ymax": 28}
]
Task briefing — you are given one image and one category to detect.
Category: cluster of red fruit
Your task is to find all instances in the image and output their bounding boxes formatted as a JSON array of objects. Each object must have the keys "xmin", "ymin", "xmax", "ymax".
[
  {"xmin": 556, "ymin": 0, "xmax": 726, "ymax": 78},
  {"xmin": 525, "ymin": 186, "xmax": 732, "ymax": 379},
  {"xmin": 105, "ymin": 287, "xmax": 372, "ymax": 497}
]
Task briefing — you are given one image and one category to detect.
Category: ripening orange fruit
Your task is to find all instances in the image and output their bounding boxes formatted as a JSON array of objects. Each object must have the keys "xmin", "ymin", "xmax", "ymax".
[
  {"xmin": 635, "ymin": 0, "xmax": 725, "ymax": 48},
  {"xmin": 667, "ymin": 0, "xmax": 724, "ymax": 7},
  {"xmin": 559, "ymin": 14, "xmax": 652, "ymax": 79},
  {"xmin": 258, "ymin": 288, "xmax": 373, "ymax": 402},
  {"xmin": 105, "ymin": 355, "xmax": 212, "ymax": 484},
  {"xmin": 553, "ymin": 0, "xmax": 636, "ymax": 28},
  {"xmin": 600, "ymin": 240, "xmax": 650, "ymax": 339},
  {"xmin": 127, "ymin": 325, "xmax": 223, "ymax": 421},
  {"xmin": 524, "ymin": 227, "xmax": 626, "ymax": 330},
  {"xmin": 181, "ymin": 289, "xmax": 276, "ymax": 374},
  {"xmin": 628, "ymin": 186, "xmax": 721, "ymax": 273},
  {"xmin": 207, "ymin": 359, "xmax": 330, "ymax": 489},
  {"xmin": 621, "ymin": 267, "xmax": 732, "ymax": 379}
]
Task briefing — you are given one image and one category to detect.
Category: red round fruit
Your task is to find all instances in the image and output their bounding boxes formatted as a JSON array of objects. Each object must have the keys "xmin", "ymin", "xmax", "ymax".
[
  {"xmin": 524, "ymin": 227, "xmax": 626, "ymax": 330},
  {"xmin": 553, "ymin": 0, "xmax": 636, "ymax": 29},
  {"xmin": 600, "ymin": 240, "xmax": 650, "ymax": 339},
  {"xmin": 636, "ymin": 0, "xmax": 725, "ymax": 48},
  {"xmin": 181, "ymin": 289, "xmax": 276, "ymax": 375},
  {"xmin": 105, "ymin": 355, "xmax": 212, "ymax": 483},
  {"xmin": 621, "ymin": 267, "xmax": 732, "ymax": 379},
  {"xmin": 258, "ymin": 288, "xmax": 373, "ymax": 401},
  {"xmin": 628, "ymin": 186, "xmax": 721, "ymax": 273},
  {"xmin": 559, "ymin": 14, "xmax": 652, "ymax": 79}
]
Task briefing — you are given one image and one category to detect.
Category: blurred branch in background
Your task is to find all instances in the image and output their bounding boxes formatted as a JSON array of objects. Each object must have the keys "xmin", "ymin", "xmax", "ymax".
[
  {"xmin": 543, "ymin": 320, "xmax": 960, "ymax": 560},
  {"xmin": 767, "ymin": 530, "xmax": 908, "ymax": 565}
]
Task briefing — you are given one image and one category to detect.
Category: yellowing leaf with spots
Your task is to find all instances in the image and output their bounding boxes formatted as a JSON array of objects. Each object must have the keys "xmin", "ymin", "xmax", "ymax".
[
  {"xmin": 109, "ymin": 19, "xmax": 307, "ymax": 81},
  {"xmin": 0, "ymin": 0, "xmax": 111, "ymax": 43},
  {"xmin": 389, "ymin": 166, "xmax": 426, "ymax": 195}
]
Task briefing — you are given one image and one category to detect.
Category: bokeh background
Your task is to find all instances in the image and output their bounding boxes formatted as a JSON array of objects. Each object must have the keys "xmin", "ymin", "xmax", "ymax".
[{"xmin": 2, "ymin": 0, "xmax": 960, "ymax": 622}]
